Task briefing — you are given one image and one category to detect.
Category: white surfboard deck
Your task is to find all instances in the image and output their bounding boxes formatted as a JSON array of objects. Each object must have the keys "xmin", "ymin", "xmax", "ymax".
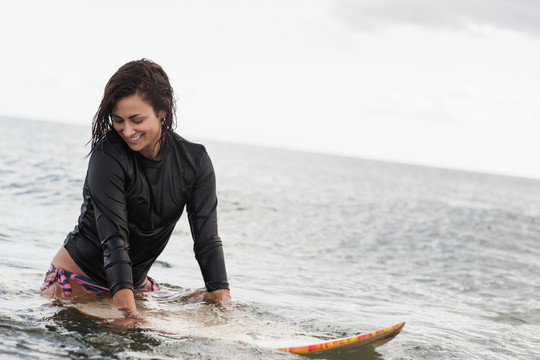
[{"xmin": 67, "ymin": 290, "xmax": 403, "ymax": 354}]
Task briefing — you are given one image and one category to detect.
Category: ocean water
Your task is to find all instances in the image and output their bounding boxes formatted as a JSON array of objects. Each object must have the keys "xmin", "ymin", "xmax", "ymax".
[{"xmin": 0, "ymin": 116, "xmax": 539, "ymax": 359}]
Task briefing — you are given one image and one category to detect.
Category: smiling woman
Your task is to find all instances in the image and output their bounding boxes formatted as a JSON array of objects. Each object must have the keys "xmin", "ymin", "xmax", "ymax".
[
  {"xmin": 92, "ymin": 59, "xmax": 176, "ymax": 161},
  {"xmin": 40, "ymin": 59, "xmax": 231, "ymax": 326},
  {"xmin": 111, "ymin": 94, "xmax": 165, "ymax": 160}
]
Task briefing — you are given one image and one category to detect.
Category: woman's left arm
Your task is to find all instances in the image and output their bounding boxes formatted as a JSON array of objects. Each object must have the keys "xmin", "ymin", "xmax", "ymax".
[{"xmin": 186, "ymin": 148, "xmax": 230, "ymax": 304}]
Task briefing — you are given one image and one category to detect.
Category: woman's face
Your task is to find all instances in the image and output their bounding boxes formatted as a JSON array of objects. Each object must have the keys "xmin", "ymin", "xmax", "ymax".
[{"xmin": 112, "ymin": 93, "xmax": 165, "ymax": 159}]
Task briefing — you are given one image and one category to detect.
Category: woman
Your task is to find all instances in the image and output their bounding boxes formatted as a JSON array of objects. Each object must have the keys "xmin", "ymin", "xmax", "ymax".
[{"xmin": 41, "ymin": 59, "xmax": 230, "ymax": 324}]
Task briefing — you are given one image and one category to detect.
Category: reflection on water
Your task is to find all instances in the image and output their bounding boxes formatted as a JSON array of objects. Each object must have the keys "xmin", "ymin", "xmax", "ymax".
[{"xmin": 50, "ymin": 308, "xmax": 162, "ymax": 357}]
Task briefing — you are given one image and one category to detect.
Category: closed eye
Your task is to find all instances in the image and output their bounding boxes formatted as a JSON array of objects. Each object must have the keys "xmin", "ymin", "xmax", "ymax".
[
  {"xmin": 111, "ymin": 115, "xmax": 123, "ymax": 124},
  {"xmin": 111, "ymin": 114, "xmax": 145, "ymax": 124}
]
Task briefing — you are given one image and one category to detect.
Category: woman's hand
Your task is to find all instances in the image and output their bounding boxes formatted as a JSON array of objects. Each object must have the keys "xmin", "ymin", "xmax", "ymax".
[
  {"xmin": 203, "ymin": 289, "xmax": 231, "ymax": 308},
  {"xmin": 109, "ymin": 316, "xmax": 146, "ymax": 329},
  {"xmin": 113, "ymin": 288, "xmax": 139, "ymax": 317},
  {"xmin": 110, "ymin": 288, "xmax": 146, "ymax": 328}
]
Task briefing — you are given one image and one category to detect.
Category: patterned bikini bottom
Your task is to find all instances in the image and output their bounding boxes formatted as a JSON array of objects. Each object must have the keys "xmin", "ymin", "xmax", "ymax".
[{"xmin": 40, "ymin": 264, "xmax": 160, "ymax": 296}]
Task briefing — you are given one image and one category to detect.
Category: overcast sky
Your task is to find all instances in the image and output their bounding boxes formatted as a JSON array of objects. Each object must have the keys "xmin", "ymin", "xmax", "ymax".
[{"xmin": 1, "ymin": 0, "xmax": 539, "ymax": 179}]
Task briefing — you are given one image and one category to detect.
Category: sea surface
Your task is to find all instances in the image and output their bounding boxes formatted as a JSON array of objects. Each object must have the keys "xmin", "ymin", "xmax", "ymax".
[{"xmin": 0, "ymin": 116, "xmax": 539, "ymax": 359}]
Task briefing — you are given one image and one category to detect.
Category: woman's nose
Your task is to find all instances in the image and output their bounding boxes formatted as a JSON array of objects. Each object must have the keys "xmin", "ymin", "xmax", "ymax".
[{"xmin": 123, "ymin": 122, "xmax": 135, "ymax": 137}]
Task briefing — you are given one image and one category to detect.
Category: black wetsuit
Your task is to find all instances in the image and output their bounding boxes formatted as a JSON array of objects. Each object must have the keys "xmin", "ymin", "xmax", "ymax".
[{"xmin": 64, "ymin": 131, "xmax": 229, "ymax": 296}]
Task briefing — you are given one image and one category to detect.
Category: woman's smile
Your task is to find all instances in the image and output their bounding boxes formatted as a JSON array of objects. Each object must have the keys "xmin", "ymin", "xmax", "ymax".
[{"xmin": 127, "ymin": 134, "xmax": 143, "ymax": 143}]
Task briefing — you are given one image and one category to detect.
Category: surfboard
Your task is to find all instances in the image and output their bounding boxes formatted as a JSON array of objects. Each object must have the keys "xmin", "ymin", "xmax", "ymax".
[
  {"xmin": 278, "ymin": 321, "xmax": 405, "ymax": 355},
  {"xmin": 64, "ymin": 291, "xmax": 404, "ymax": 355}
]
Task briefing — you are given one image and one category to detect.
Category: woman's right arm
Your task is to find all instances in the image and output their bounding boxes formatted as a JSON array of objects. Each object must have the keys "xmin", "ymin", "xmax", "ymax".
[{"xmin": 87, "ymin": 147, "xmax": 138, "ymax": 319}]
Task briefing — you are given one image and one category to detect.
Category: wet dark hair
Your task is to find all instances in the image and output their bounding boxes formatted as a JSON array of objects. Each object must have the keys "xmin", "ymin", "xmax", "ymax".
[{"xmin": 91, "ymin": 59, "xmax": 176, "ymax": 158}]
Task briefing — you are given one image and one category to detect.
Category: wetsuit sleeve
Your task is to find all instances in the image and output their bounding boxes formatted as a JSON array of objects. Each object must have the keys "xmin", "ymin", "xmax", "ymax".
[
  {"xmin": 187, "ymin": 150, "xmax": 229, "ymax": 292},
  {"xmin": 87, "ymin": 149, "xmax": 133, "ymax": 296}
]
